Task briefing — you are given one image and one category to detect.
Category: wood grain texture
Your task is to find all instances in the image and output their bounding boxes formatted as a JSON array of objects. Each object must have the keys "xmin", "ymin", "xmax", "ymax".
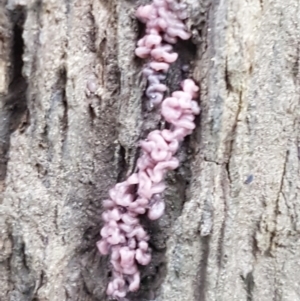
[{"xmin": 0, "ymin": 0, "xmax": 299, "ymax": 300}]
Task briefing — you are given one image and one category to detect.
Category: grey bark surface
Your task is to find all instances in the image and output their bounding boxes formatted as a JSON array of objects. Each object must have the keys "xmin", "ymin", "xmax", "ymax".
[{"xmin": 0, "ymin": 0, "xmax": 299, "ymax": 300}]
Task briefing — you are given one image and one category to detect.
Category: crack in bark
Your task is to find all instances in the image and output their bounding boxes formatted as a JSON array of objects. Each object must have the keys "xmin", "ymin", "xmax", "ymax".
[
  {"xmin": 0, "ymin": 7, "xmax": 28, "ymax": 182},
  {"xmin": 60, "ymin": 68, "xmax": 68, "ymax": 152},
  {"xmin": 116, "ymin": 144, "xmax": 127, "ymax": 182},
  {"xmin": 195, "ymin": 236, "xmax": 210, "ymax": 301},
  {"xmin": 259, "ymin": 0, "xmax": 264, "ymax": 10},
  {"xmin": 10, "ymin": 234, "xmax": 35, "ymax": 300},
  {"xmin": 32, "ymin": 270, "xmax": 45, "ymax": 300},
  {"xmin": 224, "ymin": 56, "xmax": 233, "ymax": 93},
  {"xmin": 268, "ymin": 149, "xmax": 289, "ymax": 253},
  {"xmin": 241, "ymin": 271, "xmax": 254, "ymax": 301}
]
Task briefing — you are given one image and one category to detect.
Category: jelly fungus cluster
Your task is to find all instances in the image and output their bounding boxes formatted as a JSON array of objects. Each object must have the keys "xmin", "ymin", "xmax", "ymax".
[
  {"xmin": 97, "ymin": 1, "xmax": 200, "ymax": 299},
  {"xmin": 135, "ymin": 0, "xmax": 191, "ymax": 106}
]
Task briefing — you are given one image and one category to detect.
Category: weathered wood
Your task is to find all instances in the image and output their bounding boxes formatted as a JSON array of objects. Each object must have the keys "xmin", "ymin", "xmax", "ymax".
[{"xmin": 0, "ymin": 0, "xmax": 299, "ymax": 300}]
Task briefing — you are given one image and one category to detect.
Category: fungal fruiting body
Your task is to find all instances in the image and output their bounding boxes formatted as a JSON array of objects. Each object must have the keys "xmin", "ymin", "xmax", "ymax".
[
  {"xmin": 97, "ymin": 0, "xmax": 200, "ymax": 299},
  {"xmin": 135, "ymin": 0, "xmax": 191, "ymax": 106},
  {"xmin": 97, "ymin": 80, "xmax": 200, "ymax": 299}
]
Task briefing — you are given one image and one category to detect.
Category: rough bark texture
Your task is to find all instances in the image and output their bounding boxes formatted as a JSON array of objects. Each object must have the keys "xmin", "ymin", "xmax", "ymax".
[{"xmin": 0, "ymin": 0, "xmax": 300, "ymax": 300}]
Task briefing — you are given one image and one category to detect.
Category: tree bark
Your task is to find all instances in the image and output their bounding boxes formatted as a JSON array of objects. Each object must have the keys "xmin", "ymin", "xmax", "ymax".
[{"xmin": 0, "ymin": 0, "xmax": 300, "ymax": 300}]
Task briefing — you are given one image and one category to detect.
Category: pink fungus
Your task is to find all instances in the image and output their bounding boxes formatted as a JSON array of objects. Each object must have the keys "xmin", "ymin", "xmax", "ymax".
[
  {"xmin": 135, "ymin": 47, "xmax": 151, "ymax": 58},
  {"xmin": 148, "ymin": 199, "xmax": 165, "ymax": 220},
  {"xmin": 97, "ymin": 240, "xmax": 109, "ymax": 255},
  {"xmin": 150, "ymin": 48, "xmax": 178, "ymax": 63},
  {"xmin": 136, "ymin": 248, "xmax": 151, "ymax": 265},
  {"xmin": 135, "ymin": 0, "xmax": 191, "ymax": 106},
  {"xmin": 149, "ymin": 61, "xmax": 170, "ymax": 71},
  {"xmin": 97, "ymin": 78, "xmax": 200, "ymax": 298},
  {"xmin": 128, "ymin": 272, "xmax": 140, "ymax": 292},
  {"xmin": 97, "ymin": 1, "xmax": 200, "ymax": 299}
]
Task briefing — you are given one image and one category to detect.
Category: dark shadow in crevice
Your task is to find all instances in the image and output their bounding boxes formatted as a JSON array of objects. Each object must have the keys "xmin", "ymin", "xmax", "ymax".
[
  {"xmin": 194, "ymin": 236, "xmax": 210, "ymax": 301},
  {"xmin": 57, "ymin": 68, "xmax": 68, "ymax": 148},
  {"xmin": 168, "ymin": 38, "xmax": 198, "ymax": 93},
  {"xmin": 10, "ymin": 234, "xmax": 35, "ymax": 300},
  {"xmin": 0, "ymin": 7, "xmax": 28, "ymax": 181},
  {"xmin": 116, "ymin": 144, "xmax": 128, "ymax": 183}
]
